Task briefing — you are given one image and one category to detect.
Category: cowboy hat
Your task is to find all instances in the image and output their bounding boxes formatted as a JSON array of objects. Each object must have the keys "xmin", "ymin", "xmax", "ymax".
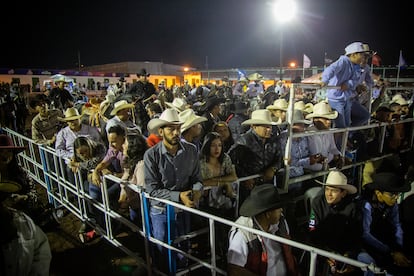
[
  {"xmin": 147, "ymin": 108, "xmax": 184, "ymax": 132},
  {"xmin": 239, "ymin": 184, "xmax": 285, "ymax": 217},
  {"xmin": 0, "ymin": 134, "xmax": 25, "ymax": 152},
  {"xmin": 110, "ymin": 100, "xmax": 135, "ymax": 116},
  {"xmin": 369, "ymin": 172, "xmax": 410, "ymax": 193},
  {"xmin": 248, "ymin": 73, "xmax": 264, "ymax": 81},
  {"xmin": 266, "ymin": 99, "xmax": 288, "ymax": 111},
  {"xmin": 344, "ymin": 42, "xmax": 365, "ymax": 55},
  {"xmin": 165, "ymin": 98, "xmax": 188, "ymax": 113},
  {"xmin": 294, "ymin": 101, "xmax": 313, "ymax": 114},
  {"xmin": 315, "ymin": 170, "xmax": 357, "ymax": 194},
  {"xmin": 232, "ymin": 101, "xmax": 249, "ymax": 114},
  {"xmin": 201, "ymin": 96, "xmax": 225, "ymax": 112},
  {"xmin": 58, "ymin": 107, "xmax": 84, "ymax": 122},
  {"xmin": 137, "ymin": 68, "xmax": 150, "ymax": 77},
  {"xmin": 0, "ymin": 180, "xmax": 22, "ymax": 194},
  {"xmin": 179, "ymin": 109, "xmax": 207, "ymax": 133},
  {"xmin": 289, "ymin": 109, "xmax": 311, "ymax": 125},
  {"xmin": 238, "ymin": 76, "xmax": 248, "ymax": 82},
  {"xmin": 242, "ymin": 109, "xmax": 277, "ymax": 125},
  {"xmin": 305, "ymin": 101, "xmax": 338, "ymax": 120},
  {"xmin": 53, "ymin": 74, "xmax": 66, "ymax": 83}
]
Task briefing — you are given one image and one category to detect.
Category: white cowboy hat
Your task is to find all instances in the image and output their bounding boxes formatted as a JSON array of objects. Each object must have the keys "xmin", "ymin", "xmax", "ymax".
[
  {"xmin": 344, "ymin": 42, "xmax": 365, "ymax": 55},
  {"xmin": 305, "ymin": 101, "xmax": 338, "ymax": 120},
  {"xmin": 294, "ymin": 101, "xmax": 313, "ymax": 114},
  {"xmin": 248, "ymin": 73, "xmax": 264, "ymax": 81},
  {"xmin": 242, "ymin": 109, "xmax": 277, "ymax": 125},
  {"xmin": 165, "ymin": 98, "xmax": 188, "ymax": 113},
  {"xmin": 315, "ymin": 170, "xmax": 357, "ymax": 194},
  {"xmin": 110, "ymin": 100, "xmax": 135, "ymax": 116},
  {"xmin": 266, "ymin": 99, "xmax": 288, "ymax": 111},
  {"xmin": 147, "ymin": 108, "xmax": 184, "ymax": 132},
  {"xmin": 58, "ymin": 107, "xmax": 83, "ymax": 122},
  {"xmin": 179, "ymin": 109, "xmax": 207, "ymax": 133}
]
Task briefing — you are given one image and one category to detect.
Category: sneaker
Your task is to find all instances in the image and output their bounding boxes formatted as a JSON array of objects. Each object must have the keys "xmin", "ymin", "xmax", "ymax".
[{"xmin": 79, "ymin": 229, "xmax": 101, "ymax": 244}]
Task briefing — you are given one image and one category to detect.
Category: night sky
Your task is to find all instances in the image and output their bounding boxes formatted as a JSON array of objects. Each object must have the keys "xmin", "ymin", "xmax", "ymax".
[{"xmin": 1, "ymin": 0, "xmax": 411, "ymax": 70}]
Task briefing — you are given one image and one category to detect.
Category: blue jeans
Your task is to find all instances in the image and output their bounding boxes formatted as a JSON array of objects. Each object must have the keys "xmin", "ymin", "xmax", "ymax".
[
  {"xmin": 150, "ymin": 207, "xmax": 191, "ymax": 273},
  {"xmin": 88, "ymin": 181, "xmax": 120, "ymax": 227},
  {"xmin": 328, "ymin": 98, "xmax": 352, "ymax": 128},
  {"xmin": 351, "ymin": 99, "xmax": 370, "ymax": 127}
]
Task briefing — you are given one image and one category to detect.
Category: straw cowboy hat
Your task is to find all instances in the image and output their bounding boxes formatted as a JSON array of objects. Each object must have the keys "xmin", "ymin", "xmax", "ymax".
[
  {"xmin": 248, "ymin": 73, "xmax": 264, "ymax": 81},
  {"xmin": 165, "ymin": 98, "xmax": 188, "ymax": 113},
  {"xmin": 53, "ymin": 74, "xmax": 66, "ymax": 83},
  {"xmin": 110, "ymin": 100, "xmax": 135, "ymax": 116},
  {"xmin": 369, "ymin": 172, "xmax": 410, "ymax": 193},
  {"xmin": 58, "ymin": 107, "xmax": 84, "ymax": 122},
  {"xmin": 179, "ymin": 109, "xmax": 207, "ymax": 133},
  {"xmin": 147, "ymin": 108, "xmax": 184, "ymax": 133},
  {"xmin": 289, "ymin": 109, "xmax": 311, "ymax": 125},
  {"xmin": 0, "ymin": 134, "xmax": 25, "ymax": 152},
  {"xmin": 305, "ymin": 101, "xmax": 338, "ymax": 120},
  {"xmin": 294, "ymin": 101, "xmax": 314, "ymax": 114},
  {"xmin": 242, "ymin": 109, "xmax": 277, "ymax": 125},
  {"xmin": 238, "ymin": 76, "xmax": 248, "ymax": 82},
  {"xmin": 239, "ymin": 184, "xmax": 285, "ymax": 217},
  {"xmin": 315, "ymin": 170, "xmax": 357, "ymax": 194},
  {"xmin": 266, "ymin": 99, "xmax": 288, "ymax": 111}
]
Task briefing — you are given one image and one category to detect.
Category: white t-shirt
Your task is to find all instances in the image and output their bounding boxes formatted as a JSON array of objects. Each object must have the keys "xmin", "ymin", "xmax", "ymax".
[{"xmin": 227, "ymin": 216, "xmax": 287, "ymax": 275}]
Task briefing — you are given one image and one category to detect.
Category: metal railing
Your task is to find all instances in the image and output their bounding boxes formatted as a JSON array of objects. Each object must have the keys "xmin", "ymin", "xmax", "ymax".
[{"xmin": 3, "ymin": 127, "xmax": 391, "ymax": 275}]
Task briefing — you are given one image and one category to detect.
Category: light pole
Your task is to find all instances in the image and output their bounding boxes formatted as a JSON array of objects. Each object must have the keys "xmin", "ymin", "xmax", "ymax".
[{"xmin": 272, "ymin": 0, "xmax": 297, "ymax": 80}]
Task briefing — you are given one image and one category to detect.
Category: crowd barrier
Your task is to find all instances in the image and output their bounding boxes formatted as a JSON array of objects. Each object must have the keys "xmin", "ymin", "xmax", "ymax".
[{"xmin": 4, "ymin": 111, "xmax": 409, "ymax": 275}]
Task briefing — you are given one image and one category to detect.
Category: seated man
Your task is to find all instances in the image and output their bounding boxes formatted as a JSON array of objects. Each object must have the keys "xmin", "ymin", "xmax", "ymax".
[
  {"xmin": 227, "ymin": 184, "xmax": 299, "ymax": 276},
  {"xmin": 360, "ymin": 172, "xmax": 412, "ymax": 276},
  {"xmin": 308, "ymin": 170, "xmax": 362, "ymax": 274},
  {"xmin": 306, "ymin": 101, "xmax": 343, "ymax": 171}
]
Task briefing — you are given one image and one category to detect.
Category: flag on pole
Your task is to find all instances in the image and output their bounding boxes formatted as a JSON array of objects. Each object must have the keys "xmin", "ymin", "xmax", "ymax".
[
  {"xmin": 372, "ymin": 54, "xmax": 381, "ymax": 66},
  {"xmin": 236, "ymin": 69, "xmax": 247, "ymax": 79},
  {"xmin": 303, "ymin": 54, "xmax": 311, "ymax": 68},
  {"xmin": 398, "ymin": 50, "xmax": 407, "ymax": 68}
]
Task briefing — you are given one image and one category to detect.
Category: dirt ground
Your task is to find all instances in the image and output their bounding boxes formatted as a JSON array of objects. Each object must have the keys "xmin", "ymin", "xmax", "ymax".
[{"xmin": 33, "ymin": 184, "xmax": 148, "ymax": 276}]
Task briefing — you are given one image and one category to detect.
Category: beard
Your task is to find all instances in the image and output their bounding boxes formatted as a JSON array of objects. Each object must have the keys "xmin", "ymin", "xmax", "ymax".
[
  {"xmin": 164, "ymin": 135, "xmax": 179, "ymax": 146},
  {"xmin": 314, "ymin": 120, "xmax": 329, "ymax": 130}
]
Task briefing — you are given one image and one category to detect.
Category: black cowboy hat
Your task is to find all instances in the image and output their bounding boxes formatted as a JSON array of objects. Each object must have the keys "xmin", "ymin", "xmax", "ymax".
[
  {"xmin": 137, "ymin": 68, "xmax": 150, "ymax": 77},
  {"xmin": 239, "ymin": 184, "xmax": 285, "ymax": 217},
  {"xmin": 201, "ymin": 96, "xmax": 225, "ymax": 112},
  {"xmin": 370, "ymin": 172, "xmax": 410, "ymax": 193}
]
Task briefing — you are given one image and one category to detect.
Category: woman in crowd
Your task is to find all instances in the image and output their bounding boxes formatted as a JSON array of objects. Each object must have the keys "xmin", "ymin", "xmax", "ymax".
[
  {"xmin": 71, "ymin": 136, "xmax": 107, "ymax": 242},
  {"xmin": 199, "ymin": 132, "xmax": 238, "ymax": 256},
  {"xmin": 212, "ymin": 121, "xmax": 234, "ymax": 153},
  {"xmin": 119, "ymin": 131, "xmax": 148, "ymax": 225}
]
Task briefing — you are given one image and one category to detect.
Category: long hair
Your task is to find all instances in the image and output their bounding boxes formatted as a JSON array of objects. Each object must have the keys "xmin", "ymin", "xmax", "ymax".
[
  {"xmin": 73, "ymin": 136, "xmax": 101, "ymax": 162},
  {"xmin": 126, "ymin": 134, "xmax": 148, "ymax": 170},
  {"xmin": 200, "ymin": 132, "xmax": 224, "ymax": 164}
]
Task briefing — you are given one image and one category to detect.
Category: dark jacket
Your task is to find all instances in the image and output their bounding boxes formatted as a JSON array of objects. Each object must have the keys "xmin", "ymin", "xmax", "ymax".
[{"xmin": 309, "ymin": 191, "xmax": 363, "ymax": 255}]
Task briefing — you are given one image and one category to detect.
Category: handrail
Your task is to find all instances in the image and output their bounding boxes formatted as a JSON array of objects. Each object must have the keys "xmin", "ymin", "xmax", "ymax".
[{"xmin": 0, "ymin": 127, "xmax": 397, "ymax": 275}]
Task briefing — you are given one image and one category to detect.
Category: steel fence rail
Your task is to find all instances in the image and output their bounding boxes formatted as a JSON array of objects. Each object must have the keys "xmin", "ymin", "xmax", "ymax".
[{"xmin": 1, "ymin": 126, "xmax": 394, "ymax": 275}]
